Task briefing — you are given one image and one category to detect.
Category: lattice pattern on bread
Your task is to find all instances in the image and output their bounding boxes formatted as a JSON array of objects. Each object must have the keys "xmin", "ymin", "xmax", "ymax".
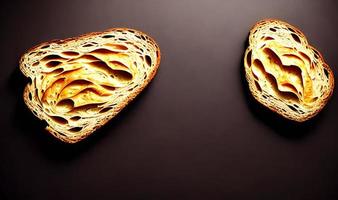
[
  {"xmin": 20, "ymin": 28, "xmax": 160, "ymax": 143},
  {"xmin": 244, "ymin": 19, "xmax": 334, "ymax": 122}
]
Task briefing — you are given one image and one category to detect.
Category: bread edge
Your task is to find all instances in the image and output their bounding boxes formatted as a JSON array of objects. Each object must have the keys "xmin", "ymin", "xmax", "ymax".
[
  {"xmin": 20, "ymin": 28, "xmax": 161, "ymax": 143},
  {"xmin": 245, "ymin": 18, "xmax": 334, "ymax": 122}
]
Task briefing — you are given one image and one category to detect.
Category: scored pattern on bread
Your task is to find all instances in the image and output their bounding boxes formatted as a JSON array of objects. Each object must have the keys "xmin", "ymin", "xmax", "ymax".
[
  {"xmin": 244, "ymin": 19, "xmax": 334, "ymax": 122},
  {"xmin": 20, "ymin": 28, "xmax": 160, "ymax": 143}
]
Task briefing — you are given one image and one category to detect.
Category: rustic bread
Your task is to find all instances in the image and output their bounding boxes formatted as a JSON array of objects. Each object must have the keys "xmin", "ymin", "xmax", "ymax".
[
  {"xmin": 20, "ymin": 28, "xmax": 161, "ymax": 143},
  {"xmin": 244, "ymin": 19, "xmax": 334, "ymax": 122}
]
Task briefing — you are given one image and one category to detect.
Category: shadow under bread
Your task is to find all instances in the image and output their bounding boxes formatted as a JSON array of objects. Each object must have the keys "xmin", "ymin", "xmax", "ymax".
[{"xmin": 7, "ymin": 65, "xmax": 154, "ymax": 162}]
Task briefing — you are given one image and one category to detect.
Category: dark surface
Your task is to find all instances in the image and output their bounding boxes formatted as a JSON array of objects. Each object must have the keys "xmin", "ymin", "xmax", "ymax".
[{"xmin": 1, "ymin": 0, "xmax": 338, "ymax": 199}]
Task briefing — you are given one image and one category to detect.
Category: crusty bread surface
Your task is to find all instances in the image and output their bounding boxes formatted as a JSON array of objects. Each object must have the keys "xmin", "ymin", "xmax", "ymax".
[
  {"xmin": 244, "ymin": 19, "xmax": 334, "ymax": 122},
  {"xmin": 20, "ymin": 28, "xmax": 161, "ymax": 143}
]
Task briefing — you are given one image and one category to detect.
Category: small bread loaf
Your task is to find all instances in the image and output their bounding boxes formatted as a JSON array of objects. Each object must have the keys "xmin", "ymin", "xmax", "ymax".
[
  {"xmin": 20, "ymin": 28, "xmax": 161, "ymax": 143},
  {"xmin": 244, "ymin": 19, "xmax": 334, "ymax": 122}
]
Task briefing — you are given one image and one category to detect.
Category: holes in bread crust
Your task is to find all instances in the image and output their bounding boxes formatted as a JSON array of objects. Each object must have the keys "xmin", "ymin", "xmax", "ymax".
[
  {"xmin": 252, "ymin": 59, "xmax": 265, "ymax": 75},
  {"xmin": 62, "ymin": 51, "xmax": 80, "ymax": 57},
  {"xmin": 56, "ymin": 99, "xmax": 74, "ymax": 112},
  {"xmin": 288, "ymin": 27, "xmax": 295, "ymax": 33},
  {"xmin": 291, "ymin": 33, "xmax": 301, "ymax": 43},
  {"xmin": 69, "ymin": 127, "xmax": 83, "ymax": 132},
  {"xmin": 109, "ymin": 61, "xmax": 129, "ymax": 70},
  {"xmin": 99, "ymin": 107, "xmax": 112, "ymax": 113},
  {"xmin": 299, "ymin": 52, "xmax": 311, "ymax": 65},
  {"xmin": 312, "ymin": 49, "xmax": 320, "ymax": 59},
  {"xmin": 282, "ymin": 83, "xmax": 299, "ymax": 95},
  {"xmin": 28, "ymin": 92, "xmax": 32, "ymax": 101},
  {"xmin": 287, "ymin": 104, "xmax": 298, "ymax": 112},
  {"xmin": 41, "ymin": 54, "xmax": 66, "ymax": 61},
  {"xmin": 50, "ymin": 116, "xmax": 68, "ymax": 125},
  {"xmin": 324, "ymin": 68, "xmax": 329, "ymax": 78},
  {"xmin": 145, "ymin": 55, "xmax": 152, "ymax": 66},
  {"xmin": 246, "ymin": 50, "xmax": 252, "ymax": 67},
  {"xmin": 46, "ymin": 61, "xmax": 62, "ymax": 68},
  {"xmin": 83, "ymin": 43, "xmax": 94, "ymax": 47},
  {"xmin": 41, "ymin": 45, "xmax": 50, "ymax": 49},
  {"xmin": 254, "ymin": 81, "xmax": 262, "ymax": 92},
  {"xmin": 263, "ymin": 48, "xmax": 282, "ymax": 66},
  {"xmin": 48, "ymin": 68, "xmax": 64, "ymax": 74},
  {"xmin": 70, "ymin": 116, "xmax": 81, "ymax": 121},
  {"xmin": 270, "ymin": 28, "xmax": 277, "ymax": 32},
  {"xmin": 263, "ymin": 36, "xmax": 274, "ymax": 41},
  {"xmin": 111, "ymin": 70, "xmax": 133, "ymax": 81},
  {"xmin": 102, "ymin": 35, "xmax": 115, "ymax": 38}
]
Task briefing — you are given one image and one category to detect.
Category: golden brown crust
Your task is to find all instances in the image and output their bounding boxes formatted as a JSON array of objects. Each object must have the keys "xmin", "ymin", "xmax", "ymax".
[
  {"xmin": 244, "ymin": 19, "xmax": 334, "ymax": 122},
  {"xmin": 20, "ymin": 28, "xmax": 161, "ymax": 143}
]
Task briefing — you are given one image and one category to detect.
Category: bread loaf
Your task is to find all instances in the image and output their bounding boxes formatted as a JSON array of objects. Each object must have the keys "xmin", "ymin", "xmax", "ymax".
[
  {"xmin": 20, "ymin": 28, "xmax": 161, "ymax": 143},
  {"xmin": 244, "ymin": 19, "xmax": 334, "ymax": 122}
]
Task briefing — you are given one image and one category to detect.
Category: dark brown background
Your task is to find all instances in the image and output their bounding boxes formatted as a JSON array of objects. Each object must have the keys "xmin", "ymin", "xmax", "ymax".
[{"xmin": 1, "ymin": 0, "xmax": 338, "ymax": 199}]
